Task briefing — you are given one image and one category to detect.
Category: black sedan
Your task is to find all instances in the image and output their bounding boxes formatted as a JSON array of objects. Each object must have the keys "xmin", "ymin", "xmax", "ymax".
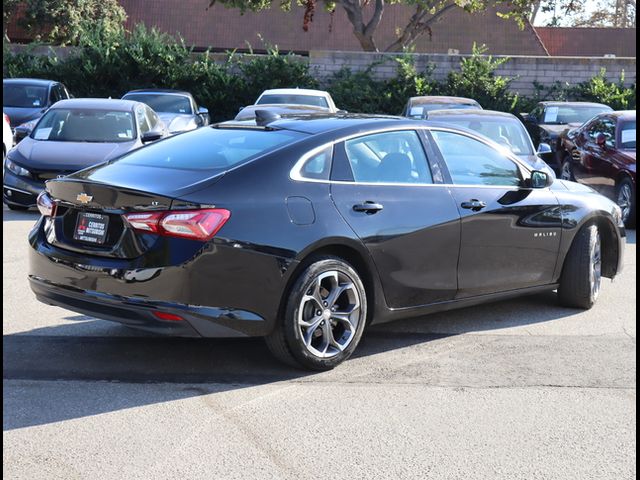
[
  {"xmin": 122, "ymin": 89, "xmax": 210, "ymax": 134},
  {"xmin": 3, "ymin": 78, "xmax": 71, "ymax": 129},
  {"xmin": 3, "ymin": 98, "xmax": 167, "ymax": 210},
  {"xmin": 29, "ymin": 115, "xmax": 625, "ymax": 370},
  {"xmin": 521, "ymin": 101, "xmax": 613, "ymax": 171}
]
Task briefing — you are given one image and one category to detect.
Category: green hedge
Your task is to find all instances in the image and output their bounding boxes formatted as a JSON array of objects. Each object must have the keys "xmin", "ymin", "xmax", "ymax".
[{"xmin": 3, "ymin": 28, "xmax": 636, "ymax": 121}]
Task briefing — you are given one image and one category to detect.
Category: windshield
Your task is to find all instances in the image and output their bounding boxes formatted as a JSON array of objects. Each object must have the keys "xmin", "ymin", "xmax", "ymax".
[
  {"xmin": 32, "ymin": 108, "xmax": 136, "ymax": 143},
  {"xmin": 436, "ymin": 117, "xmax": 534, "ymax": 155},
  {"xmin": 123, "ymin": 93, "xmax": 193, "ymax": 114},
  {"xmin": 620, "ymin": 120, "xmax": 636, "ymax": 149},
  {"xmin": 541, "ymin": 105, "xmax": 611, "ymax": 125},
  {"xmin": 3, "ymin": 84, "xmax": 48, "ymax": 108},
  {"xmin": 109, "ymin": 126, "xmax": 305, "ymax": 172},
  {"xmin": 408, "ymin": 103, "xmax": 479, "ymax": 119},
  {"xmin": 257, "ymin": 94, "xmax": 329, "ymax": 108}
]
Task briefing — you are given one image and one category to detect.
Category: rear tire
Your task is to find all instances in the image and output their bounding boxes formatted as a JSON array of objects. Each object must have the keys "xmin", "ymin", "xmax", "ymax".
[
  {"xmin": 616, "ymin": 177, "xmax": 636, "ymax": 229},
  {"xmin": 265, "ymin": 256, "xmax": 368, "ymax": 371},
  {"xmin": 558, "ymin": 224, "xmax": 602, "ymax": 309}
]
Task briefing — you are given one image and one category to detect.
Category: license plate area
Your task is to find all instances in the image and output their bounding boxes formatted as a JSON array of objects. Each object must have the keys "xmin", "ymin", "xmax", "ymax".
[{"xmin": 73, "ymin": 211, "xmax": 110, "ymax": 245}]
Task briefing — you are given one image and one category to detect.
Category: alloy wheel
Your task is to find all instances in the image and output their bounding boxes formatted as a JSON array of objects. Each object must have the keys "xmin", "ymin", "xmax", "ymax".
[
  {"xmin": 589, "ymin": 233, "xmax": 602, "ymax": 301},
  {"xmin": 560, "ymin": 162, "xmax": 573, "ymax": 181},
  {"xmin": 617, "ymin": 183, "xmax": 632, "ymax": 223},
  {"xmin": 297, "ymin": 270, "xmax": 362, "ymax": 358}
]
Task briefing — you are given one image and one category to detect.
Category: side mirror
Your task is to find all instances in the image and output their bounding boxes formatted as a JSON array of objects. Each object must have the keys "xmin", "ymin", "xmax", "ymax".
[
  {"xmin": 197, "ymin": 106, "xmax": 210, "ymax": 125},
  {"xmin": 141, "ymin": 131, "xmax": 163, "ymax": 143},
  {"xmin": 238, "ymin": 106, "xmax": 245, "ymax": 113},
  {"xmin": 14, "ymin": 125, "xmax": 33, "ymax": 142},
  {"xmin": 529, "ymin": 170, "xmax": 553, "ymax": 189},
  {"xmin": 520, "ymin": 112, "xmax": 532, "ymax": 122},
  {"xmin": 596, "ymin": 133, "xmax": 607, "ymax": 147},
  {"xmin": 198, "ymin": 106, "xmax": 209, "ymax": 115},
  {"xmin": 336, "ymin": 109, "xmax": 348, "ymax": 114},
  {"xmin": 537, "ymin": 143, "xmax": 552, "ymax": 155}
]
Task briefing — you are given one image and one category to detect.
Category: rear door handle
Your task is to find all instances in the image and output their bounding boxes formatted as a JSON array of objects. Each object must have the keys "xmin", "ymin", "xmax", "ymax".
[
  {"xmin": 353, "ymin": 201, "xmax": 384, "ymax": 214},
  {"xmin": 460, "ymin": 199, "xmax": 487, "ymax": 211}
]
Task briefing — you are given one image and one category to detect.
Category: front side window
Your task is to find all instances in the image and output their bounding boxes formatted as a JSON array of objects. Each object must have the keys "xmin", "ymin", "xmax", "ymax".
[
  {"xmin": 136, "ymin": 105, "xmax": 151, "ymax": 134},
  {"xmin": 343, "ymin": 130, "xmax": 432, "ymax": 184},
  {"xmin": 32, "ymin": 108, "xmax": 136, "ymax": 143},
  {"xmin": 431, "ymin": 130, "xmax": 522, "ymax": 187},
  {"xmin": 145, "ymin": 106, "xmax": 161, "ymax": 131}
]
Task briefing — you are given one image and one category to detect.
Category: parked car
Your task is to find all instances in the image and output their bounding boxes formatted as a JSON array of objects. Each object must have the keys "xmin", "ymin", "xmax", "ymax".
[
  {"xmin": 520, "ymin": 101, "xmax": 613, "ymax": 171},
  {"xmin": 425, "ymin": 109, "xmax": 556, "ymax": 177},
  {"xmin": 3, "ymin": 112, "xmax": 13, "ymax": 162},
  {"xmin": 253, "ymin": 88, "xmax": 339, "ymax": 111},
  {"xmin": 29, "ymin": 115, "xmax": 625, "ymax": 370},
  {"xmin": 3, "ymin": 98, "xmax": 167, "ymax": 210},
  {"xmin": 234, "ymin": 104, "xmax": 331, "ymax": 121},
  {"xmin": 402, "ymin": 96, "xmax": 482, "ymax": 119},
  {"xmin": 122, "ymin": 89, "xmax": 210, "ymax": 134},
  {"xmin": 3, "ymin": 78, "xmax": 71, "ymax": 131},
  {"xmin": 559, "ymin": 110, "xmax": 636, "ymax": 227}
]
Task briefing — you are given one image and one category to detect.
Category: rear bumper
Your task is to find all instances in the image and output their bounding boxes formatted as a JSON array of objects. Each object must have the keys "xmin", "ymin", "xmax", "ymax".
[{"xmin": 29, "ymin": 275, "xmax": 265, "ymax": 338}]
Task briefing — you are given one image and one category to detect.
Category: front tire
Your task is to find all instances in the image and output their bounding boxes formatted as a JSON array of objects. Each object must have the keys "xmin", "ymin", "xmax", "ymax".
[
  {"xmin": 560, "ymin": 157, "xmax": 575, "ymax": 181},
  {"xmin": 266, "ymin": 257, "xmax": 368, "ymax": 371},
  {"xmin": 558, "ymin": 224, "xmax": 602, "ymax": 309},
  {"xmin": 616, "ymin": 177, "xmax": 636, "ymax": 229}
]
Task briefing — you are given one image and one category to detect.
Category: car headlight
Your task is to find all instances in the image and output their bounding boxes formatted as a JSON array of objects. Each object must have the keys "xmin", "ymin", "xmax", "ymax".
[{"xmin": 5, "ymin": 158, "xmax": 31, "ymax": 177}]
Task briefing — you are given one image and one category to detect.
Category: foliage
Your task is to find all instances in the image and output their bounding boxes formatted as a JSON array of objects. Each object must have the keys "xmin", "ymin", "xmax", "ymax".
[
  {"xmin": 6, "ymin": 0, "xmax": 127, "ymax": 45},
  {"xmin": 3, "ymin": 31, "xmax": 636, "ymax": 120}
]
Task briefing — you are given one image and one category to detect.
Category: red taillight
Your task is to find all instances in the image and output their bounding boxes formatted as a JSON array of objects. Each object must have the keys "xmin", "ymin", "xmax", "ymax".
[
  {"xmin": 123, "ymin": 208, "xmax": 230, "ymax": 241},
  {"xmin": 3, "ymin": 113, "xmax": 9, "ymax": 125},
  {"xmin": 153, "ymin": 311, "xmax": 184, "ymax": 322},
  {"xmin": 36, "ymin": 191, "xmax": 57, "ymax": 217}
]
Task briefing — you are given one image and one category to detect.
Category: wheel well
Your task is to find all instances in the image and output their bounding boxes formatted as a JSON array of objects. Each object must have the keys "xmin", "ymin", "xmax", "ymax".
[
  {"xmin": 593, "ymin": 218, "xmax": 619, "ymax": 278},
  {"xmin": 278, "ymin": 244, "xmax": 377, "ymax": 326},
  {"xmin": 615, "ymin": 171, "xmax": 634, "ymax": 191}
]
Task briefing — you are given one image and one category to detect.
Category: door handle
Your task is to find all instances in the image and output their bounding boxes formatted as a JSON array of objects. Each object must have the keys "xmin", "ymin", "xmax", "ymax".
[
  {"xmin": 460, "ymin": 199, "xmax": 487, "ymax": 211},
  {"xmin": 353, "ymin": 201, "xmax": 384, "ymax": 214}
]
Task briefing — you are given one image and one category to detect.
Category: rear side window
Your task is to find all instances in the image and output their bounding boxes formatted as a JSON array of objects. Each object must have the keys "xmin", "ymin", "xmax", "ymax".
[
  {"xmin": 431, "ymin": 130, "xmax": 522, "ymax": 187},
  {"xmin": 113, "ymin": 127, "xmax": 305, "ymax": 171},
  {"xmin": 343, "ymin": 130, "xmax": 432, "ymax": 184},
  {"xmin": 299, "ymin": 146, "xmax": 333, "ymax": 180}
]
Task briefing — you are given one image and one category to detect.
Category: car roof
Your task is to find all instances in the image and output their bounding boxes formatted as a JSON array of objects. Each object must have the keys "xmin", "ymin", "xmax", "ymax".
[
  {"xmin": 124, "ymin": 89, "xmax": 193, "ymax": 97},
  {"xmin": 3, "ymin": 78, "xmax": 57, "ymax": 86},
  {"xmin": 408, "ymin": 96, "xmax": 479, "ymax": 105},
  {"xmin": 608, "ymin": 110, "xmax": 636, "ymax": 120},
  {"xmin": 426, "ymin": 109, "xmax": 517, "ymax": 120},
  {"xmin": 539, "ymin": 101, "xmax": 612, "ymax": 108},
  {"xmin": 51, "ymin": 98, "xmax": 141, "ymax": 111},
  {"xmin": 219, "ymin": 113, "xmax": 483, "ymax": 136},
  {"xmin": 259, "ymin": 88, "xmax": 331, "ymax": 97}
]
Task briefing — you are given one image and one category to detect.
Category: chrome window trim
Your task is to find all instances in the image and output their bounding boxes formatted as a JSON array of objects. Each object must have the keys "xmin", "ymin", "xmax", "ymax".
[{"xmin": 290, "ymin": 125, "xmax": 537, "ymax": 189}]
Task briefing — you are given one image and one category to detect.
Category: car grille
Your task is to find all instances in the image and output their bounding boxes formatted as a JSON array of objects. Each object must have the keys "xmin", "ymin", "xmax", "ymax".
[{"xmin": 34, "ymin": 171, "xmax": 74, "ymax": 182}]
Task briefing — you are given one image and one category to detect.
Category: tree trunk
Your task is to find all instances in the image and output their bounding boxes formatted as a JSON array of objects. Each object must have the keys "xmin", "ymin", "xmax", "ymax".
[
  {"xmin": 338, "ymin": 0, "xmax": 385, "ymax": 52},
  {"xmin": 354, "ymin": 31, "xmax": 379, "ymax": 51}
]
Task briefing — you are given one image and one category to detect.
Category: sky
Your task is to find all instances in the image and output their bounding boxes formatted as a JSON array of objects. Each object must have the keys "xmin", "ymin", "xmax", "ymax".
[{"xmin": 533, "ymin": 0, "xmax": 600, "ymax": 26}]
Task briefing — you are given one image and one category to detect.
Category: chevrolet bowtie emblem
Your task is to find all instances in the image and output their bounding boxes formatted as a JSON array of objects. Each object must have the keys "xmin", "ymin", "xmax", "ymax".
[{"xmin": 76, "ymin": 193, "xmax": 93, "ymax": 204}]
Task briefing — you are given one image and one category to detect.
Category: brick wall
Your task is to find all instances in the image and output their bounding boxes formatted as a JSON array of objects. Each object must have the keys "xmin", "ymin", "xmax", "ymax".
[{"xmin": 309, "ymin": 51, "xmax": 637, "ymax": 96}]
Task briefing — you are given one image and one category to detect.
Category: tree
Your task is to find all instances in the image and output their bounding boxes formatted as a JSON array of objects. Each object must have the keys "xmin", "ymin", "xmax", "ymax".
[
  {"xmin": 4, "ymin": 0, "xmax": 127, "ymax": 45},
  {"xmin": 208, "ymin": 0, "xmax": 542, "ymax": 52},
  {"xmin": 530, "ymin": 0, "xmax": 636, "ymax": 27}
]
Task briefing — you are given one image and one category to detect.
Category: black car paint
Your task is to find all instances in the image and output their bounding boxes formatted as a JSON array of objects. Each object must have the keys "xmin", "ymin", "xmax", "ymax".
[
  {"xmin": 28, "ymin": 117, "xmax": 625, "ymax": 338},
  {"xmin": 3, "ymin": 79, "xmax": 70, "ymax": 128}
]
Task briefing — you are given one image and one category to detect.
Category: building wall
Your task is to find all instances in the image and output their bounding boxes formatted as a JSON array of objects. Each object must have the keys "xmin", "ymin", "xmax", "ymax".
[
  {"xmin": 309, "ymin": 51, "xmax": 637, "ymax": 95},
  {"xmin": 536, "ymin": 27, "xmax": 636, "ymax": 57}
]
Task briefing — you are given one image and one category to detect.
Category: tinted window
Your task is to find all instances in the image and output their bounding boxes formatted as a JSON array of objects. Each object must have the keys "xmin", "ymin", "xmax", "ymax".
[
  {"xmin": 433, "ymin": 116, "xmax": 533, "ymax": 155},
  {"xmin": 299, "ymin": 146, "xmax": 332, "ymax": 180},
  {"xmin": 344, "ymin": 130, "xmax": 432, "ymax": 184},
  {"xmin": 408, "ymin": 103, "xmax": 479, "ymax": 118},
  {"xmin": 3, "ymin": 84, "xmax": 48, "ymax": 108},
  {"xmin": 587, "ymin": 118, "xmax": 616, "ymax": 147},
  {"xmin": 124, "ymin": 93, "xmax": 193, "ymax": 114},
  {"xmin": 620, "ymin": 121, "xmax": 636, "ymax": 149},
  {"xmin": 431, "ymin": 130, "xmax": 522, "ymax": 186},
  {"xmin": 32, "ymin": 108, "xmax": 136, "ymax": 143},
  {"xmin": 257, "ymin": 94, "xmax": 329, "ymax": 108},
  {"xmin": 113, "ymin": 127, "xmax": 304, "ymax": 171},
  {"xmin": 542, "ymin": 105, "xmax": 611, "ymax": 125}
]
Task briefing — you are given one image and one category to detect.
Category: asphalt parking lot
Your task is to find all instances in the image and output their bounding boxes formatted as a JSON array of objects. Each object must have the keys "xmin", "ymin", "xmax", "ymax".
[{"xmin": 3, "ymin": 206, "xmax": 636, "ymax": 480}]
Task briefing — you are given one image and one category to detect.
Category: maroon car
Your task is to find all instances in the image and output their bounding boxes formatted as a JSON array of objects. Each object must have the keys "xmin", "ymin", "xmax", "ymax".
[{"xmin": 560, "ymin": 110, "xmax": 636, "ymax": 227}]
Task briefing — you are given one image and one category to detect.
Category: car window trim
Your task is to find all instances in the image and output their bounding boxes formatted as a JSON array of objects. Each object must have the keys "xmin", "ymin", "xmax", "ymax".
[{"xmin": 291, "ymin": 126, "xmax": 536, "ymax": 189}]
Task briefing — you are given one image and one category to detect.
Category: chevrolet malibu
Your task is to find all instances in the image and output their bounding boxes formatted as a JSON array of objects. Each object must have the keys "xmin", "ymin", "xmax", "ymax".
[{"xmin": 29, "ymin": 115, "xmax": 625, "ymax": 370}]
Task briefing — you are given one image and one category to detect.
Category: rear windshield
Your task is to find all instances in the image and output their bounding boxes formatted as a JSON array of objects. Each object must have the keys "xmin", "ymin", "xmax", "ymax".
[
  {"xmin": 542, "ymin": 105, "xmax": 612, "ymax": 125},
  {"xmin": 408, "ymin": 103, "xmax": 479, "ymax": 118},
  {"xmin": 32, "ymin": 108, "xmax": 136, "ymax": 143},
  {"xmin": 257, "ymin": 94, "xmax": 329, "ymax": 108},
  {"xmin": 3, "ymin": 83, "xmax": 48, "ymax": 108},
  {"xmin": 123, "ymin": 93, "xmax": 193, "ymax": 114},
  {"xmin": 620, "ymin": 120, "xmax": 636, "ymax": 149},
  {"xmin": 112, "ymin": 126, "xmax": 305, "ymax": 171}
]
